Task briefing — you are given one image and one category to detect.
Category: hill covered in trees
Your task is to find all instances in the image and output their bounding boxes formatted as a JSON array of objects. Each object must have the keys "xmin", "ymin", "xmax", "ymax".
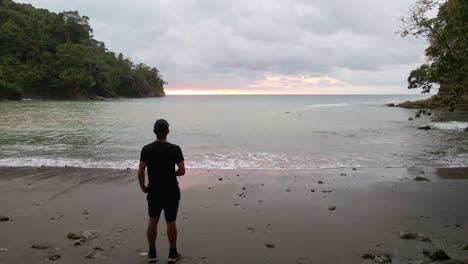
[{"xmin": 0, "ymin": 0, "xmax": 165, "ymax": 100}]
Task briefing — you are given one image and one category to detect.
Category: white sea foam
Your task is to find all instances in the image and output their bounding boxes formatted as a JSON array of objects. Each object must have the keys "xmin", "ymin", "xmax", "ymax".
[
  {"xmin": 431, "ymin": 121, "xmax": 468, "ymax": 130},
  {"xmin": 305, "ymin": 103, "xmax": 351, "ymax": 108}
]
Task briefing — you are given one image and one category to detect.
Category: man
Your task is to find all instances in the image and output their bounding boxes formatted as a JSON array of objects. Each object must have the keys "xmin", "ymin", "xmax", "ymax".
[{"xmin": 138, "ymin": 119, "xmax": 185, "ymax": 263}]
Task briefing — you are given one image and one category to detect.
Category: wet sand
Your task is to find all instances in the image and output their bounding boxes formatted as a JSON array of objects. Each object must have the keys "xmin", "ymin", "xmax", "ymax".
[{"xmin": 0, "ymin": 166, "xmax": 467, "ymax": 264}]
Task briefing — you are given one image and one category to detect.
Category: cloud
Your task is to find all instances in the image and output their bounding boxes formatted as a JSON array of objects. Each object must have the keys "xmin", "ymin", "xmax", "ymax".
[{"xmin": 17, "ymin": 0, "xmax": 428, "ymax": 94}]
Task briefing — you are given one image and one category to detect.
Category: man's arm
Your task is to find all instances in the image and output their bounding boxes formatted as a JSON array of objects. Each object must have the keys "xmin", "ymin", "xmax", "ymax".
[
  {"xmin": 138, "ymin": 161, "xmax": 148, "ymax": 193},
  {"xmin": 175, "ymin": 161, "xmax": 185, "ymax": 176}
]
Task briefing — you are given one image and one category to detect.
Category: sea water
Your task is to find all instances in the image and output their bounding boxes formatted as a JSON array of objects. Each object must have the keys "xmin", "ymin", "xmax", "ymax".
[{"xmin": 1, "ymin": 95, "xmax": 467, "ymax": 170}]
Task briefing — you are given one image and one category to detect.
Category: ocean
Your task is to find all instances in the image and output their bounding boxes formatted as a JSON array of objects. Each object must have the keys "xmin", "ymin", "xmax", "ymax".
[{"xmin": 1, "ymin": 95, "xmax": 467, "ymax": 170}]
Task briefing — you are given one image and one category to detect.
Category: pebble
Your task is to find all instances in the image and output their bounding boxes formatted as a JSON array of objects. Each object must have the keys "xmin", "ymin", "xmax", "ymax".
[
  {"xmin": 310, "ymin": 189, "xmax": 315, "ymax": 192},
  {"xmin": 82, "ymin": 230, "xmax": 99, "ymax": 240},
  {"xmin": 414, "ymin": 176, "xmax": 431, "ymax": 182},
  {"xmin": 328, "ymin": 206, "xmax": 336, "ymax": 210},
  {"xmin": 31, "ymin": 243, "xmax": 50, "ymax": 249},
  {"xmin": 265, "ymin": 243, "xmax": 275, "ymax": 248},
  {"xmin": 67, "ymin": 232, "xmax": 81, "ymax": 240},
  {"xmin": 340, "ymin": 173, "xmax": 347, "ymax": 176},
  {"xmin": 218, "ymin": 178, "xmax": 222, "ymax": 181},
  {"xmin": 94, "ymin": 246, "xmax": 104, "ymax": 251},
  {"xmin": 352, "ymin": 168, "xmax": 357, "ymax": 171},
  {"xmin": 0, "ymin": 248, "xmax": 8, "ymax": 252},
  {"xmin": 0, "ymin": 216, "xmax": 9, "ymax": 222},
  {"xmin": 48, "ymin": 254, "xmax": 61, "ymax": 261},
  {"xmin": 318, "ymin": 181, "xmax": 323, "ymax": 184},
  {"xmin": 85, "ymin": 250, "xmax": 99, "ymax": 259},
  {"xmin": 462, "ymin": 244, "xmax": 468, "ymax": 251},
  {"xmin": 422, "ymin": 249, "xmax": 451, "ymax": 261}
]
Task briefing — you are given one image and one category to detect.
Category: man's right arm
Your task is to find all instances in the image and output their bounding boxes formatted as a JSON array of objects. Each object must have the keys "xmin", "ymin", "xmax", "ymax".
[{"xmin": 176, "ymin": 161, "xmax": 185, "ymax": 176}]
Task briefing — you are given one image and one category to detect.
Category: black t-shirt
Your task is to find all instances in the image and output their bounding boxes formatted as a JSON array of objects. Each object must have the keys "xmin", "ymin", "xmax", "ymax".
[{"xmin": 140, "ymin": 141, "xmax": 184, "ymax": 200}]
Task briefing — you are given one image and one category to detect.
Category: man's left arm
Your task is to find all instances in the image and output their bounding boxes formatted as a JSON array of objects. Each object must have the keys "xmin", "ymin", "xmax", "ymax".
[{"xmin": 138, "ymin": 161, "xmax": 148, "ymax": 193}]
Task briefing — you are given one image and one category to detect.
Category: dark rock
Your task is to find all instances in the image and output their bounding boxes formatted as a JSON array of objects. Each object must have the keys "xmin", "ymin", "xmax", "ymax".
[
  {"xmin": 31, "ymin": 243, "xmax": 49, "ymax": 249},
  {"xmin": 422, "ymin": 249, "xmax": 451, "ymax": 261},
  {"xmin": 417, "ymin": 235, "xmax": 432, "ymax": 243},
  {"xmin": 265, "ymin": 243, "xmax": 275, "ymax": 248},
  {"xmin": 328, "ymin": 206, "xmax": 336, "ymax": 210},
  {"xmin": 67, "ymin": 232, "xmax": 81, "ymax": 240},
  {"xmin": 465, "ymin": 127, "xmax": 468, "ymax": 132},
  {"xmin": 126, "ymin": 167, "xmax": 130, "ymax": 170},
  {"xmin": 374, "ymin": 255, "xmax": 392, "ymax": 263},
  {"xmin": 352, "ymin": 168, "xmax": 357, "ymax": 171},
  {"xmin": 318, "ymin": 181, "xmax": 323, "ymax": 184},
  {"xmin": 462, "ymin": 244, "xmax": 468, "ymax": 250},
  {"xmin": 0, "ymin": 216, "xmax": 9, "ymax": 222},
  {"xmin": 0, "ymin": 248, "xmax": 8, "ymax": 252},
  {"xmin": 94, "ymin": 246, "xmax": 104, "ymax": 251},
  {"xmin": 399, "ymin": 230, "xmax": 418, "ymax": 239},
  {"xmin": 414, "ymin": 176, "xmax": 431, "ymax": 182},
  {"xmin": 310, "ymin": 189, "xmax": 315, "ymax": 192},
  {"xmin": 362, "ymin": 253, "xmax": 374, "ymax": 259},
  {"xmin": 218, "ymin": 178, "xmax": 223, "ymax": 181},
  {"xmin": 418, "ymin": 126, "xmax": 432, "ymax": 130},
  {"xmin": 49, "ymin": 254, "xmax": 61, "ymax": 261},
  {"xmin": 340, "ymin": 173, "xmax": 346, "ymax": 176},
  {"xmin": 384, "ymin": 103, "xmax": 396, "ymax": 107},
  {"xmin": 85, "ymin": 250, "xmax": 99, "ymax": 259}
]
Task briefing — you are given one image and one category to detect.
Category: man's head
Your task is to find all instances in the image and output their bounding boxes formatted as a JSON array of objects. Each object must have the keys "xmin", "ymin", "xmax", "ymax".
[{"xmin": 154, "ymin": 119, "xmax": 170, "ymax": 140}]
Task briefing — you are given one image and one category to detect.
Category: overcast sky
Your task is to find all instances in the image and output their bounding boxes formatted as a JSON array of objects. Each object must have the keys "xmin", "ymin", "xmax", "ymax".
[{"xmin": 18, "ymin": 0, "xmax": 429, "ymax": 94}]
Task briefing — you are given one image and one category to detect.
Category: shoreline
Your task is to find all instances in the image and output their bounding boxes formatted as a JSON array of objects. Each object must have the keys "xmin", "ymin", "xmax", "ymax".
[{"xmin": 0, "ymin": 166, "xmax": 467, "ymax": 263}]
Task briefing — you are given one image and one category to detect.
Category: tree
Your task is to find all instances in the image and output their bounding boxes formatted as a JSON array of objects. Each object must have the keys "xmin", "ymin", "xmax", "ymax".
[{"xmin": 400, "ymin": 0, "xmax": 467, "ymax": 110}]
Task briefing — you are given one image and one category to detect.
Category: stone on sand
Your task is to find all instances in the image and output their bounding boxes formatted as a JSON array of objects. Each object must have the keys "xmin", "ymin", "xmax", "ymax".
[
  {"xmin": 85, "ymin": 250, "xmax": 99, "ymax": 259},
  {"xmin": 0, "ymin": 216, "xmax": 9, "ymax": 222},
  {"xmin": 31, "ymin": 243, "xmax": 50, "ymax": 249},
  {"xmin": 67, "ymin": 232, "xmax": 81, "ymax": 240},
  {"xmin": 328, "ymin": 206, "xmax": 336, "ymax": 210},
  {"xmin": 422, "ymin": 249, "xmax": 451, "ymax": 261},
  {"xmin": 414, "ymin": 176, "xmax": 431, "ymax": 182},
  {"xmin": 265, "ymin": 243, "xmax": 275, "ymax": 248},
  {"xmin": 48, "ymin": 254, "xmax": 61, "ymax": 261},
  {"xmin": 82, "ymin": 230, "xmax": 99, "ymax": 240}
]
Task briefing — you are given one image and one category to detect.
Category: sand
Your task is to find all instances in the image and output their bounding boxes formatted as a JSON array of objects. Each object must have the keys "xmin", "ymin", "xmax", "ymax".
[{"xmin": 0, "ymin": 166, "xmax": 467, "ymax": 264}]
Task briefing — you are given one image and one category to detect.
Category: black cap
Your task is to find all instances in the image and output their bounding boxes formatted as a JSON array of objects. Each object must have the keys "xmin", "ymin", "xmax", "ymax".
[{"xmin": 154, "ymin": 119, "xmax": 169, "ymax": 133}]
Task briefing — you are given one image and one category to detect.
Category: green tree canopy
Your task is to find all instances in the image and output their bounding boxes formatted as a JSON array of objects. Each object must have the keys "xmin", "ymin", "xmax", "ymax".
[
  {"xmin": 0, "ymin": 0, "xmax": 165, "ymax": 99},
  {"xmin": 400, "ymin": 0, "xmax": 467, "ymax": 110}
]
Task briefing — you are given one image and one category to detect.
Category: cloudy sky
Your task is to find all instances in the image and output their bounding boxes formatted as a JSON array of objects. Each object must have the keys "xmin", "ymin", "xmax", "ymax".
[{"xmin": 18, "ymin": 0, "xmax": 430, "ymax": 94}]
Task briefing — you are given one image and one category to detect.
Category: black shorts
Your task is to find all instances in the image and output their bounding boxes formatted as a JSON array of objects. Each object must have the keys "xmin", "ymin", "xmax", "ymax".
[{"xmin": 147, "ymin": 197, "xmax": 179, "ymax": 222}]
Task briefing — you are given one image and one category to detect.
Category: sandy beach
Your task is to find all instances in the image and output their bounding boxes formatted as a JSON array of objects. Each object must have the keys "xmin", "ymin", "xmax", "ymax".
[{"xmin": 0, "ymin": 166, "xmax": 467, "ymax": 264}]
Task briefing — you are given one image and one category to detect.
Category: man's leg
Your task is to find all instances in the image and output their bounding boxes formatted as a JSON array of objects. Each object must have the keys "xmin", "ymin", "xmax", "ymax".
[
  {"xmin": 147, "ymin": 217, "xmax": 159, "ymax": 248},
  {"xmin": 166, "ymin": 221, "xmax": 177, "ymax": 248}
]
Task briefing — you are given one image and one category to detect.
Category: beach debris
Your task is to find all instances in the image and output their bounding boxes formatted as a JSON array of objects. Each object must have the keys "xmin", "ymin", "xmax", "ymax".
[
  {"xmin": 398, "ymin": 230, "xmax": 418, "ymax": 239},
  {"xmin": 318, "ymin": 181, "xmax": 324, "ymax": 184},
  {"xmin": 85, "ymin": 250, "xmax": 99, "ymax": 259},
  {"xmin": 139, "ymin": 252, "xmax": 148, "ymax": 257},
  {"xmin": 361, "ymin": 253, "xmax": 392, "ymax": 263},
  {"xmin": 82, "ymin": 210, "xmax": 89, "ymax": 215},
  {"xmin": 398, "ymin": 230, "xmax": 432, "ymax": 243},
  {"xmin": 31, "ymin": 243, "xmax": 50, "ymax": 249},
  {"xmin": 414, "ymin": 176, "xmax": 431, "ymax": 182},
  {"xmin": 67, "ymin": 232, "xmax": 81, "ymax": 240},
  {"xmin": 0, "ymin": 248, "xmax": 8, "ymax": 252},
  {"xmin": 265, "ymin": 243, "xmax": 276, "ymax": 248},
  {"xmin": 0, "ymin": 216, "xmax": 9, "ymax": 222},
  {"xmin": 328, "ymin": 206, "xmax": 336, "ymax": 210},
  {"xmin": 418, "ymin": 126, "xmax": 431, "ymax": 130},
  {"xmin": 48, "ymin": 254, "xmax": 61, "ymax": 261},
  {"xmin": 422, "ymin": 249, "xmax": 451, "ymax": 261},
  {"xmin": 82, "ymin": 230, "xmax": 99, "ymax": 240}
]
